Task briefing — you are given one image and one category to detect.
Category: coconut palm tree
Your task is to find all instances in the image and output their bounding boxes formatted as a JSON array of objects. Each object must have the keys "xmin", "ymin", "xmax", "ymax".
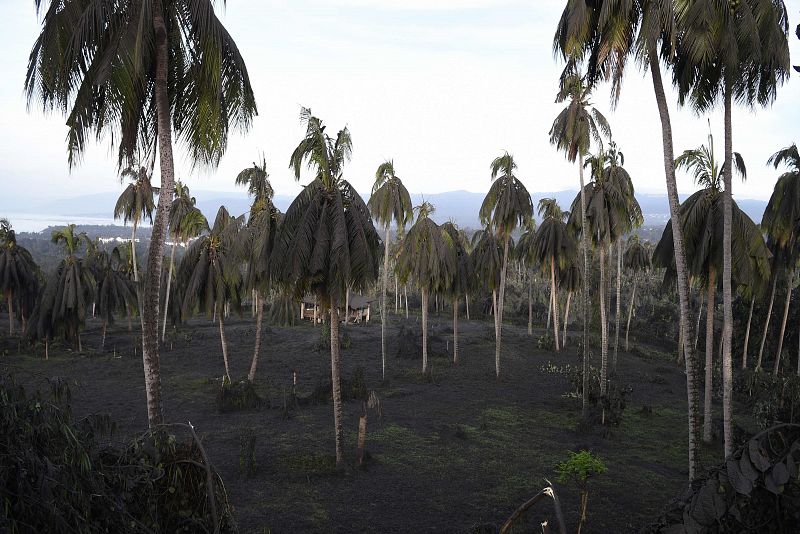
[
  {"xmin": 479, "ymin": 152, "xmax": 533, "ymax": 378},
  {"xmin": 623, "ymin": 237, "xmax": 651, "ymax": 352},
  {"xmin": 114, "ymin": 166, "xmax": 158, "ymax": 288},
  {"xmin": 161, "ymin": 181, "xmax": 203, "ymax": 341},
  {"xmin": 674, "ymin": 0, "xmax": 790, "ymax": 458},
  {"xmin": 396, "ymin": 201, "xmax": 454, "ymax": 374},
  {"xmin": 236, "ymin": 158, "xmax": 279, "ymax": 382},
  {"xmin": 653, "ymin": 132, "xmax": 762, "ymax": 444},
  {"xmin": 762, "ymin": 145, "xmax": 800, "ymax": 376},
  {"xmin": 532, "ymin": 199, "xmax": 577, "ymax": 352},
  {"xmin": 559, "ymin": 255, "xmax": 583, "ymax": 347},
  {"xmin": 48, "ymin": 225, "xmax": 95, "ymax": 351},
  {"xmin": 442, "ymin": 222, "xmax": 474, "ymax": 364},
  {"xmin": 515, "ymin": 220, "xmax": 539, "ymax": 336},
  {"xmin": 553, "ymin": 0, "xmax": 703, "ymax": 480},
  {"xmin": 27, "ymin": 0, "xmax": 257, "ymax": 428},
  {"xmin": 549, "ymin": 72, "xmax": 609, "ymax": 410},
  {"xmin": 0, "ymin": 219, "xmax": 39, "ymax": 335},
  {"xmin": 274, "ymin": 109, "xmax": 380, "ymax": 467},
  {"xmin": 368, "ymin": 160, "xmax": 413, "ymax": 381},
  {"xmin": 93, "ymin": 247, "xmax": 137, "ymax": 351},
  {"xmin": 471, "ymin": 226, "xmax": 503, "ymax": 323},
  {"xmin": 178, "ymin": 206, "xmax": 244, "ymax": 384},
  {"xmin": 568, "ymin": 143, "xmax": 642, "ymax": 393}
]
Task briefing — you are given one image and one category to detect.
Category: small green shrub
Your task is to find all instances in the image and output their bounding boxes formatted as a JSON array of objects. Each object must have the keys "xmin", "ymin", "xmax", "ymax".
[
  {"xmin": 216, "ymin": 380, "xmax": 267, "ymax": 413},
  {"xmin": 537, "ymin": 332, "xmax": 556, "ymax": 351},
  {"xmin": 556, "ymin": 450, "xmax": 607, "ymax": 534}
]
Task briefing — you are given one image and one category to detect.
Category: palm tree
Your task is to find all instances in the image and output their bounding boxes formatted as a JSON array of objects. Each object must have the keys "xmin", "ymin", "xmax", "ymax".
[
  {"xmin": 675, "ymin": 0, "xmax": 790, "ymax": 458},
  {"xmin": 653, "ymin": 132, "xmax": 761, "ymax": 445},
  {"xmin": 623, "ymin": 237, "xmax": 651, "ymax": 352},
  {"xmin": 479, "ymin": 152, "xmax": 533, "ymax": 378},
  {"xmin": 442, "ymin": 222, "xmax": 474, "ymax": 364},
  {"xmin": 532, "ymin": 199, "xmax": 576, "ymax": 352},
  {"xmin": 471, "ymin": 227, "xmax": 503, "ymax": 323},
  {"xmin": 762, "ymin": 145, "xmax": 800, "ymax": 376},
  {"xmin": 568, "ymin": 143, "xmax": 641, "ymax": 393},
  {"xmin": 114, "ymin": 166, "xmax": 158, "ymax": 288},
  {"xmin": 549, "ymin": 72, "xmax": 609, "ymax": 410},
  {"xmin": 553, "ymin": 0, "xmax": 703, "ymax": 480},
  {"xmin": 274, "ymin": 109, "xmax": 380, "ymax": 467},
  {"xmin": 92, "ymin": 247, "xmax": 137, "ymax": 351},
  {"xmin": 48, "ymin": 225, "xmax": 95, "ymax": 351},
  {"xmin": 162, "ymin": 181, "xmax": 204, "ymax": 342},
  {"xmin": 559, "ymin": 255, "xmax": 583, "ymax": 347},
  {"xmin": 0, "ymin": 219, "xmax": 39, "ymax": 335},
  {"xmin": 515, "ymin": 220, "xmax": 539, "ymax": 336},
  {"xmin": 236, "ymin": 158, "xmax": 279, "ymax": 382},
  {"xmin": 27, "ymin": 0, "xmax": 257, "ymax": 428},
  {"xmin": 396, "ymin": 201, "xmax": 454, "ymax": 374},
  {"xmin": 179, "ymin": 206, "xmax": 243, "ymax": 384},
  {"xmin": 368, "ymin": 160, "xmax": 413, "ymax": 381}
]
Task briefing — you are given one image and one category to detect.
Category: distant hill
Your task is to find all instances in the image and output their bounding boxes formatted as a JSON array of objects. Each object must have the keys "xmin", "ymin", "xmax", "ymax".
[{"xmin": 5, "ymin": 188, "xmax": 768, "ymax": 233}]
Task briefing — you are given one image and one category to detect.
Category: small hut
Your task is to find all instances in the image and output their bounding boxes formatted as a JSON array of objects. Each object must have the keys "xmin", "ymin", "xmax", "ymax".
[{"xmin": 298, "ymin": 293, "xmax": 373, "ymax": 324}]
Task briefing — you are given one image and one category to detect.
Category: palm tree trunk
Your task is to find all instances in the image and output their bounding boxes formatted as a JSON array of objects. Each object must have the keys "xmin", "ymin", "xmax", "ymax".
[
  {"xmin": 613, "ymin": 238, "xmax": 622, "ymax": 370},
  {"xmin": 381, "ymin": 224, "xmax": 390, "ymax": 381},
  {"xmin": 421, "ymin": 288, "xmax": 429, "ymax": 374},
  {"xmin": 578, "ymin": 153, "xmax": 590, "ymax": 417},
  {"xmin": 528, "ymin": 273, "xmax": 533, "ymax": 335},
  {"xmin": 563, "ymin": 291, "xmax": 572, "ymax": 347},
  {"xmin": 6, "ymin": 291, "xmax": 13, "ymax": 335},
  {"xmin": 465, "ymin": 294, "xmax": 470, "ymax": 320},
  {"xmin": 131, "ymin": 223, "xmax": 139, "ymax": 283},
  {"xmin": 395, "ymin": 278, "xmax": 399, "ymax": 313},
  {"xmin": 625, "ymin": 277, "xmax": 637, "ymax": 352},
  {"xmin": 694, "ymin": 291, "xmax": 703, "ymax": 351},
  {"xmin": 742, "ymin": 296, "xmax": 754, "ymax": 369},
  {"xmin": 404, "ymin": 287, "xmax": 408, "ymax": 319},
  {"xmin": 218, "ymin": 304, "xmax": 232, "ymax": 384},
  {"xmin": 161, "ymin": 241, "xmax": 176, "ymax": 342},
  {"xmin": 344, "ymin": 288, "xmax": 350, "ymax": 325},
  {"xmin": 599, "ymin": 243, "xmax": 608, "ymax": 395},
  {"xmin": 248, "ymin": 293, "xmax": 264, "ymax": 382},
  {"xmin": 329, "ymin": 301, "xmax": 344, "ymax": 467},
  {"xmin": 721, "ymin": 82, "xmax": 735, "ymax": 458},
  {"xmin": 102, "ymin": 322, "xmax": 107, "ymax": 352},
  {"xmin": 546, "ymin": 290, "xmax": 553, "ymax": 330},
  {"xmin": 650, "ymin": 48, "xmax": 700, "ymax": 480},
  {"xmin": 551, "ymin": 257, "xmax": 560, "ymax": 352},
  {"xmin": 773, "ymin": 269, "xmax": 794, "ymax": 376},
  {"xmin": 757, "ymin": 275, "xmax": 778, "ymax": 369},
  {"xmin": 703, "ymin": 268, "xmax": 716, "ymax": 444},
  {"xmin": 453, "ymin": 297, "xmax": 459, "ymax": 364},
  {"xmin": 495, "ymin": 234, "xmax": 511, "ymax": 378},
  {"xmin": 137, "ymin": 1, "xmax": 173, "ymax": 428}
]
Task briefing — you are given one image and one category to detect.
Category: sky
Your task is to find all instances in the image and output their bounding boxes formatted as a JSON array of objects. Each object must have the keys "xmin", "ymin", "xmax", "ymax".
[{"xmin": 1, "ymin": 0, "xmax": 799, "ymax": 210}]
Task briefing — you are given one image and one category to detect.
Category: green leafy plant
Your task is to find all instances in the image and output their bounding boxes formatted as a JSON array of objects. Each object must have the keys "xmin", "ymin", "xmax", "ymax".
[{"xmin": 556, "ymin": 450, "xmax": 607, "ymax": 534}]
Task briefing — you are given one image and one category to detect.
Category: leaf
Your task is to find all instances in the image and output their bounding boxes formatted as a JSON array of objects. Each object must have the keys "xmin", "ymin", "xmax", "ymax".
[
  {"xmin": 771, "ymin": 461, "xmax": 790, "ymax": 486},
  {"xmin": 726, "ymin": 458, "xmax": 753, "ymax": 495},
  {"xmin": 739, "ymin": 453, "xmax": 759, "ymax": 483},
  {"xmin": 748, "ymin": 440, "xmax": 771, "ymax": 472}
]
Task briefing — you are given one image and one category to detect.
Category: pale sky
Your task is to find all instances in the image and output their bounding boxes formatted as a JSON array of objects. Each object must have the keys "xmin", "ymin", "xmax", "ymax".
[{"xmin": 1, "ymin": 0, "xmax": 799, "ymax": 208}]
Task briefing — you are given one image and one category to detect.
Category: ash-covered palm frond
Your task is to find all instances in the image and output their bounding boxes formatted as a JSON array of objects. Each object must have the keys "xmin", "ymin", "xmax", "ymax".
[
  {"xmin": 532, "ymin": 200, "xmax": 578, "ymax": 274},
  {"xmin": 396, "ymin": 210, "xmax": 455, "ymax": 294},
  {"xmin": 479, "ymin": 152, "xmax": 533, "ymax": 238},
  {"xmin": 442, "ymin": 222, "xmax": 475, "ymax": 298},
  {"xmin": 114, "ymin": 166, "xmax": 158, "ymax": 226},
  {"xmin": 550, "ymin": 74, "xmax": 610, "ymax": 162},
  {"xmin": 91, "ymin": 247, "xmax": 137, "ymax": 326},
  {"xmin": 470, "ymin": 227, "xmax": 504, "ymax": 292},
  {"xmin": 368, "ymin": 160, "xmax": 413, "ymax": 230}
]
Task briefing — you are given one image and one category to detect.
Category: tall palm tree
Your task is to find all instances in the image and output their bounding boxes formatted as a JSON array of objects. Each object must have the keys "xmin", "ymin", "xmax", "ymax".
[
  {"xmin": 479, "ymin": 152, "xmax": 533, "ymax": 378},
  {"xmin": 179, "ymin": 206, "xmax": 243, "ymax": 384},
  {"xmin": 559, "ymin": 254, "xmax": 583, "ymax": 347},
  {"xmin": 396, "ymin": 201, "xmax": 454, "ymax": 374},
  {"xmin": 236, "ymin": 158, "xmax": 279, "ymax": 382},
  {"xmin": 623, "ymin": 237, "xmax": 651, "ymax": 352},
  {"xmin": 368, "ymin": 160, "xmax": 413, "ymax": 381},
  {"xmin": 48, "ymin": 225, "xmax": 95, "ymax": 351},
  {"xmin": 274, "ymin": 109, "xmax": 380, "ymax": 467},
  {"xmin": 471, "ymin": 226, "xmax": 503, "ymax": 323},
  {"xmin": 653, "ymin": 131, "xmax": 760, "ymax": 445},
  {"xmin": 162, "ymin": 181, "xmax": 204, "ymax": 341},
  {"xmin": 27, "ymin": 0, "xmax": 257, "ymax": 428},
  {"xmin": 553, "ymin": 0, "xmax": 703, "ymax": 480},
  {"xmin": 515, "ymin": 220, "xmax": 539, "ymax": 335},
  {"xmin": 442, "ymin": 222, "xmax": 474, "ymax": 364},
  {"xmin": 568, "ymin": 143, "xmax": 642, "ymax": 393},
  {"xmin": 0, "ymin": 219, "xmax": 39, "ymax": 335},
  {"xmin": 762, "ymin": 145, "xmax": 800, "ymax": 376},
  {"xmin": 532, "ymin": 199, "xmax": 577, "ymax": 352},
  {"xmin": 549, "ymin": 72, "xmax": 609, "ymax": 410},
  {"xmin": 114, "ymin": 166, "xmax": 158, "ymax": 288},
  {"xmin": 92, "ymin": 247, "xmax": 137, "ymax": 351},
  {"xmin": 674, "ymin": 0, "xmax": 790, "ymax": 458}
]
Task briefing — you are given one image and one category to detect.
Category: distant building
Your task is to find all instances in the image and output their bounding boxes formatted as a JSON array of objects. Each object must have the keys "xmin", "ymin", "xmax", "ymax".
[{"xmin": 299, "ymin": 293, "xmax": 373, "ymax": 324}]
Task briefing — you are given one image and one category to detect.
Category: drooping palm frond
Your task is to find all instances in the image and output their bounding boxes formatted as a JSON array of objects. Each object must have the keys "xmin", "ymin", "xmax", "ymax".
[
  {"xmin": 114, "ymin": 166, "xmax": 158, "ymax": 226},
  {"xmin": 479, "ymin": 152, "xmax": 533, "ymax": 238},
  {"xmin": 368, "ymin": 160, "xmax": 413, "ymax": 229},
  {"xmin": 396, "ymin": 212, "xmax": 455, "ymax": 294},
  {"xmin": 442, "ymin": 222, "xmax": 475, "ymax": 298}
]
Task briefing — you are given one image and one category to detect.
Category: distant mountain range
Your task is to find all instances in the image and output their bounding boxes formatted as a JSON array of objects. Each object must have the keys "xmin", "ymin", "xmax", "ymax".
[{"xmin": 6, "ymin": 188, "xmax": 769, "ymax": 232}]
